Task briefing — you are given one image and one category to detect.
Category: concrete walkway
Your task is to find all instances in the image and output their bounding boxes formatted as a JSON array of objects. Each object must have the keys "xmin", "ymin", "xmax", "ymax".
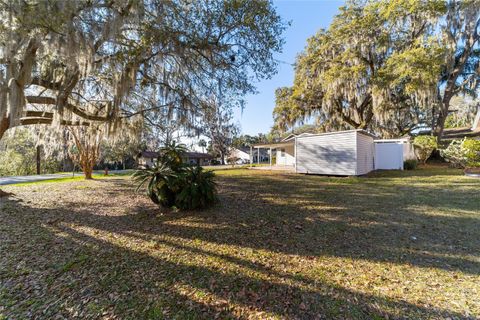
[
  {"xmin": 249, "ymin": 165, "xmax": 295, "ymax": 172},
  {"xmin": 0, "ymin": 173, "xmax": 76, "ymax": 185},
  {"xmin": 0, "ymin": 170, "xmax": 131, "ymax": 186}
]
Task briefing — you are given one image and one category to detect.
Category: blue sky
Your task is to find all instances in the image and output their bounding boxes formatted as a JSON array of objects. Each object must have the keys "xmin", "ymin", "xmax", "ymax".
[{"xmin": 235, "ymin": 0, "xmax": 344, "ymax": 135}]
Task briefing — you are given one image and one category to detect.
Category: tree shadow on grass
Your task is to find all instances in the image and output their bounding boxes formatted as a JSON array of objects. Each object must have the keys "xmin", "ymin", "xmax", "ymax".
[
  {"xmin": 1, "ymin": 172, "xmax": 479, "ymax": 319},
  {"xmin": 19, "ymin": 172, "xmax": 480, "ymax": 275},
  {"xmin": 1, "ymin": 197, "xmax": 474, "ymax": 319},
  {"xmin": 215, "ymin": 173, "xmax": 480, "ymax": 271}
]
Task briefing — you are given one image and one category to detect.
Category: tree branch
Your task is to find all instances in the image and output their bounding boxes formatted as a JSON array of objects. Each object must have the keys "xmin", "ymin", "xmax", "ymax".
[
  {"xmin": 24, "ymin": 111, "xmax": 53, "ymax": 118},
  {"xmin": 20, "ymin": 117, "xmax": 90, "ymax": 126},
  {"xmin": 25, "ymin": 96, "xmax": 111, "ymax": 121}
]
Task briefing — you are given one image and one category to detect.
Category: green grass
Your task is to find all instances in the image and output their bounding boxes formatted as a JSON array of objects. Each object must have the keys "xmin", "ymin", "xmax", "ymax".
[{"xmin": 0, "ymin": 166, "xmax": 479, "ymax": 319}]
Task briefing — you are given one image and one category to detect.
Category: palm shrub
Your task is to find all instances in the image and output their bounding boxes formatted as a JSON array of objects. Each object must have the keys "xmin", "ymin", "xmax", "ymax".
[
  {"xmin": 132, "ymin": 163, "xmax": 177, "ymax": 207},
  {"xmin": 158, "ymin": 141, "xmax": 188, "ymax": 171},
  {"xmin": 176, "ymin": 166, "xmax": 217, "ymax": 210},
  {"xmin": 133, "ymin": 141, "xmax": 217, "ymax": 210}
]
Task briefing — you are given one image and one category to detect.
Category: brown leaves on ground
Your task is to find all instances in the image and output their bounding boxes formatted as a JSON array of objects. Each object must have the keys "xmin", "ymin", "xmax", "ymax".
[{"xmin": 0, "ymin": 168, "xmax": 479, "ymax": 319}]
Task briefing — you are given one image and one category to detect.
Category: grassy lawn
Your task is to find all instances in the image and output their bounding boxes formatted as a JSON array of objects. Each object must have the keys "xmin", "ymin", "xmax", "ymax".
[{"xmin": 1, "ymin": 167, "xmax": 479, "ymax": 319}]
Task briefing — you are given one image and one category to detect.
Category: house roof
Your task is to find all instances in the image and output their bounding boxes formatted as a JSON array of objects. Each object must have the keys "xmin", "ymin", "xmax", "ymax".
[
  {"xmin": 253, "ymin": 140, "xmax": 295, "ymax": 148},
  {"xmin": 184, "ymin": 152, "xmax": 213, "ymax": 159},
  {"xmin": 253, "ymin": 129, "xmax": 378, "ymax": 149},
  {"xmin": 138, "ymin": 151, "xmax": 159, "ymax": 158},
  {"xmin": 442, "ymin": 127, "xmax": 480, "ymax": 139},
  {"xmin": 281, "ymin": 132, "xmax": 315, "ymax": 142},
  {"xmin": 293, "ymin": 129, "xmax": 378, "ymax": 139},
  {"xmin": 231, "ymin": 147, "xmax": 251, "ymax": 154},
  {"xmin": 138, "ymin": 151, "xmax": 213, "ymax": 159}
]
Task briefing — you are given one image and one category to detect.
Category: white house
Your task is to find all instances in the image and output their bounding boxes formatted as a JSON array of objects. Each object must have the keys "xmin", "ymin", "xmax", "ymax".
[
  {"xmin": 229, "ymin": 147, "xmax": 251, "ymax": 163},
  {"xmin": 137, "ymin": 151, "xmax": 159, "ymax": 168},
  {"xmin": 229, "ymin": 147, "xmax": 269, "ymax": 164},
  {"xmin": 253, "ymin": 129, "xmax": 416, "ymax": 176}
]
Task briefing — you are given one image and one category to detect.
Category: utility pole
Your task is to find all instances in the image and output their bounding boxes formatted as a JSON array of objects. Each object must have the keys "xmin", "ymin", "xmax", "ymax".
[{"xmin": 36, "ymin": 145, "xmax": 41, "ymax": 174}]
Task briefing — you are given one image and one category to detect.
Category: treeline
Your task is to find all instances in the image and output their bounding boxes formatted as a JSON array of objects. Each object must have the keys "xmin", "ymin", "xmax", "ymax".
[{"xmin": 274, "ymin": 0, "xmax": 480, "ymax": 140}]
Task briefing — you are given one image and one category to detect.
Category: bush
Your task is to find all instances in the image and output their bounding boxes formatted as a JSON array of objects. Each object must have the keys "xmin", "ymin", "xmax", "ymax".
[
  {"xmin": 462, "ymin": 139, "xmax": 480, "ymax": 167},
  {"xmin": 133, "ymin": 142, "xmax": 217, "ymax": 210},
  {"xmin": 413, "ymin": 136, "xmax": 438, "ymax": 164},
  {"xmin": 403, "ymin": 159, "xmax": 418, "ymax": 170},
  {"xmin": 441, "ymin": 138, "xmax": 480, "ymax": 168},
  {"xmin": 441, "ymin": 140, "xmax": 467, "ymax": 168}
]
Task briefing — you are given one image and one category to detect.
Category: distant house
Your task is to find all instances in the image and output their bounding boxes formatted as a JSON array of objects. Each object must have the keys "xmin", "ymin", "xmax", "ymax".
[
  {"xmin": 137, "ymin": 151, "xmax": 159, "ymax": 168},
  {"xmin": 137, "ymin": 151, "xmax": 213, "ymax": 168},
  {"xmin": 229, "ymin": 147, "xmax": 269, "ymax": 164},
  {"xmin": 253, "ymin": 129, "xmax": 416, "ymax": 175},
  {"xmin": 182, "ymin": 152, "xmax": 213, "ymax": 166}
]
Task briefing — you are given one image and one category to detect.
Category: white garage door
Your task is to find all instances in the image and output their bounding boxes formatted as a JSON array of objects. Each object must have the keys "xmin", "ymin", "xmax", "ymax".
[{"xmin": 375, "ymin": 143, "xmax": 403, "ymax": 170}]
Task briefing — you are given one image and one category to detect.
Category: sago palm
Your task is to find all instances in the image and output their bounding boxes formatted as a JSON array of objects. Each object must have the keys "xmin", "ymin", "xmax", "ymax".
[
  {"xmin": 132, "ymin": 163, "xmax": 177, "ymax": 207},
  {"xmin": 176, "ymin": 166, "xmax": 217, "ymax": 210}
]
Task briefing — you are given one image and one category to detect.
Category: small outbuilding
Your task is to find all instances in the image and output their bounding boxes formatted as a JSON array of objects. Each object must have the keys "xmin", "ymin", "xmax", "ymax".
[
  {"xmin": 295, "ymin": 130, "xmax": 375, "ymax": 175},
  {"xmin": 253, "ymin": 129, "xmax": 416, "ymax": 176}
]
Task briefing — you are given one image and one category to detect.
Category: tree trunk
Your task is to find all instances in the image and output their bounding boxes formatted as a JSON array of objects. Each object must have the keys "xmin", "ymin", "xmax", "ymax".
[
  {"xmin": 220, "ymin": 151, "xmax": 225, "ymax": 165},
  {"xmin": 433, "ymin": 96, "xmax": 452, "ymax": 142},
  {"xmin": 83, "ymin": 162, "xmax": 94, "ymax": 179},
  {"xmin": 0, "ymin": 116, "xmax": 9, "ymax": 196},
  {"xmin": 36, "ymin": 145, "xmax": 41, "ymax": 174},
  {"xmin": 433, "ymin": 110, "xmax": 448, "ymax": 142},
  {"xmin": 0, "ymin": 115, "xmax": 9, "ymax": 142}
]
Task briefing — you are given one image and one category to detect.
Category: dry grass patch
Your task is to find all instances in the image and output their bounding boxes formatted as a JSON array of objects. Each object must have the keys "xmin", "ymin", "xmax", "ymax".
[{"xmin": 0, "ymin": 167, "xmax": 479, "ymax": 319}]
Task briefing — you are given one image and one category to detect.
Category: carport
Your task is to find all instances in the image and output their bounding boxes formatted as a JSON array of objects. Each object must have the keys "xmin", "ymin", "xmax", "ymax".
[{"xmin": 250, "ymin": 140, "xmax": 295, "ymax": 168}]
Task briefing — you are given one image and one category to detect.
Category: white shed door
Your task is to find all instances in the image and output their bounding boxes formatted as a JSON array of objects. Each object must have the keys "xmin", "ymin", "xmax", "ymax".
[{"xmin": 375, "ymin": 143, "xmax": 403, "ymax": 170}]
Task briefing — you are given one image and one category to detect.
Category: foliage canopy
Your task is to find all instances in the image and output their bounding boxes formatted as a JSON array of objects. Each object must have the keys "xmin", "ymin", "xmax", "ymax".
[
  {"xmin": 274, "ymin": 0, "xmax": 480, "ymax": 139},
  {"xmin": 0, "ymin": 0, "xmax": 285, "ymax": 142}
]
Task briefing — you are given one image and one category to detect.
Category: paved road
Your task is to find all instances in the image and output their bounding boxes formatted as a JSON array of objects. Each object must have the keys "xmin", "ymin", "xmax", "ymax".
[{"xmin": 0, "ymin": 170, "xmax": 131, "ymax": 186}]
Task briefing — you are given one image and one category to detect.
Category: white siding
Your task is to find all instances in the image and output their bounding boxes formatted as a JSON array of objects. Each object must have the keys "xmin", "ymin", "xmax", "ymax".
[
  {"xmin": 356, "ymin": 133, "xmax": 375, "ymax": 175},
  {"xmin": 139, "ymin": 157, "xmax": 156, "ymax": 168},
  {"xmin": 296, "ymin": 131, "xmax": 357, "ymax": 175},
  {"xmin": 402, "ymin": 143, "xmax": 416, "ymax": 161},
  {"xmin": 231, "ymin": 149, "xmax": 250, "ymax": 161},
  {"xmin": 276, "ymin": 144, "xmax": 295, "ymax": 166},
  {"xmin": 375, "ymin": 143, "xmax": 403, "ymax": 170}
]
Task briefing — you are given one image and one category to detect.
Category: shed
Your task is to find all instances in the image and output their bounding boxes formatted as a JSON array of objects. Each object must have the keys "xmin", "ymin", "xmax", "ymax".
[{"xmin": 295, "ymin": 130, "xmax": 376, "ymax": 175}]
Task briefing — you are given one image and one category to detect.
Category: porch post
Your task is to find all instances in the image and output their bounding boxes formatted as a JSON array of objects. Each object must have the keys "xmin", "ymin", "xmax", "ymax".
[
  {"xmin": 257, "ymin": 147, "xmax": 260, "ymax": 164},
  {"xmin": 250, "ymin": 146, "xmax": 253, "ymax": 167},
  {"xmin": 269, "ymin": 147, "xmax": 272, "ymax": 169}
]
